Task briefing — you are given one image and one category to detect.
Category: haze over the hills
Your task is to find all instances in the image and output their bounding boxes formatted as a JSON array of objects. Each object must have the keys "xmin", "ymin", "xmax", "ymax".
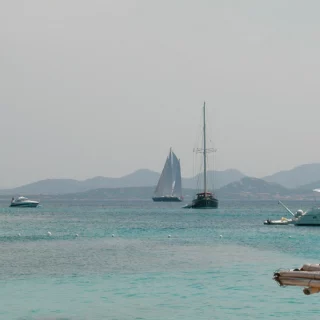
[
  {"xmin": 0, "ymin": 168, "xmax": 245, "ymax": 195},
  {"xmin": 2, "ymin": 175, "xmax": 317, "ymax": 202},
  {"xmin": 263, "ymin": 163, "xmax": 320, "ymax": 189},
  {"xmin": 2, "ymin": 1, "xmax": 320, "ymax": 188},
  {"xmin": 2, "ymin": 163, "xmax": 320, "ymax": 196}
]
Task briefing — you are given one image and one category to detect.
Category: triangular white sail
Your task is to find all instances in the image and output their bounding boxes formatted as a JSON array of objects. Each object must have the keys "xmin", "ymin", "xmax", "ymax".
[
  {"xmin": 172, "ymin": 152, "xmax": 182, "ymax": 197},
  {"xmin": 154, "ymin": 149, "xmax": 182, "ymax": 197}
]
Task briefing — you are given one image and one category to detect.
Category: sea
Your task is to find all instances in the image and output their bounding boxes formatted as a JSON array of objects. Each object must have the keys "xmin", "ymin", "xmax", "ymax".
[{"xmin": 0, "ymin": 199, "xmax": 320, "ymax": 320}]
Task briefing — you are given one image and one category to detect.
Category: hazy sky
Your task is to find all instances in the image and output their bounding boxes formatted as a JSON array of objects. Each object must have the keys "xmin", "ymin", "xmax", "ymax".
[{"xmin": 1, "ymin": 0, "xmax": 320, "ymax": 188}]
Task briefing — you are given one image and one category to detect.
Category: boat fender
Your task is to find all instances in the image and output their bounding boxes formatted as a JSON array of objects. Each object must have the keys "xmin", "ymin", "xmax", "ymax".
[{"xmin": 303, "ymin": 287, "xmax": 320, "ymax": 295}]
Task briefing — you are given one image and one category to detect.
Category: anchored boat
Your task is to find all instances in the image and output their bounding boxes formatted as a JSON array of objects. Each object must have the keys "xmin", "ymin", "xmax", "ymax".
[
  {"xmin": 10, "ymin": 196, "xmax": 39, "ymax": 208},
  {"xmin": 183, "ymin": 102, "xmax": 218, "ymax": 209},
  {"xmin": 152, "ymin": 148, "xmax": 183, "ymax": 202},
  {"xmin": 264, "ymin": 190, "xmax": 320, "ymax": 226}
]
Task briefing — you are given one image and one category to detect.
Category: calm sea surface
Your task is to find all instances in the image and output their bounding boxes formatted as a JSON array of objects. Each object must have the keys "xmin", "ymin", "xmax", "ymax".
[{"xmin": 0, "ymin": 199, "xmax": 319, "ymax": 319}]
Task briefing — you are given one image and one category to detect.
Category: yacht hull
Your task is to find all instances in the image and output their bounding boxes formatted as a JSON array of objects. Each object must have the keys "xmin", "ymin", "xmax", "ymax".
[
  {"xmin": 184, "ymin": 195, "xmax": 219, "ymax": 209},
  {"xmin": 10, "ymin": 202, "xmax": 39, "ymax": 208},
  {"xmin": 264, "ymin": 219, "xmax": 320, "ymax": 226},
  {"xmin": 295, "ymin": 223, "xmax": 320, "ymax": 226},
  {"xmin": 152, "ymin": 196, "xmax": 182, "ymax": 202},
  {"xmin": 190, "ymin": 198, "xmax": 218, "ymax": 209}
]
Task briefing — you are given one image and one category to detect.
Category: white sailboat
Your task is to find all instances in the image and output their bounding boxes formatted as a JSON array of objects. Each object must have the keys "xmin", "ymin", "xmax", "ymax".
[
  {"xmin": 184, "ymin": 101, "xmax": 218, "ymax": 209},
  {"xmin": 152, "ymin": 148, "xmax": 183, "ymax": 202}
]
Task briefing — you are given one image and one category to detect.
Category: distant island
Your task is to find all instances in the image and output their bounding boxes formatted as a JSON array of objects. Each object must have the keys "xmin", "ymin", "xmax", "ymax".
[
  {"xmin": 0, "ymin": 168, "xmax": 245, "ymax": 195},
  {"xmin": 1, "ymin": 163, "xmax": 320, "ymax": 201}
]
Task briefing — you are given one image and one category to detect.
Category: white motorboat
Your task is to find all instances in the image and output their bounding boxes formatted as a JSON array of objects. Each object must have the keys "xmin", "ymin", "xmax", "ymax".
[
  {"xmin": 264, "ymin": 190, "xmax": 320, "ymax": 226},
  {"xmin": 10, "ymin": 196, "xmax": 39, "ymax": 208},
  {"xmin": 292, "ymin": 206, "xmax": 320, "ymax": 226}
]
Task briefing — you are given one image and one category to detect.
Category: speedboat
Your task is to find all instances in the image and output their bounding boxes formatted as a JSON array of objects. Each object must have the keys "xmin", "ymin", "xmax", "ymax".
[
  {"xmin": 264, "ymin": 190, "xmax": 320, "ymax": 226},
  {"xmin": 10, "ymin": 196, "xmax": 39, "ymax": 208}
]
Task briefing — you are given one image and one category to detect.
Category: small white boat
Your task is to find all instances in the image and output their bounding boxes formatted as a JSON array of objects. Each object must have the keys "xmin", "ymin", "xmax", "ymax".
[
  {"xmin": 265, "ymin": 190, "xmax": 320, "ymax": 226},
  {"xmin": 264, "ymin": 217, "xmax": 293, "ymax": 225},
  {"xmin": 10, "ymin": 196, "xmax": 39, "ymax": 208}
]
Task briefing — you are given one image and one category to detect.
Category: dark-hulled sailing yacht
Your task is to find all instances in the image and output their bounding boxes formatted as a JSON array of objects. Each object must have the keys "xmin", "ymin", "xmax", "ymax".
[
  {"xmin": 184, "ymin": 102, "xmax": 218, "ymax": 209},
  {"xmin": 152, "ymin": 148, "xmax": 183, "ymax": 202}
]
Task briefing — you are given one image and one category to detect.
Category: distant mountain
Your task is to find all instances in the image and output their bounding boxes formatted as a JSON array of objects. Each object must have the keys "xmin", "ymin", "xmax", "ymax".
[
  {"xmin": 46, "ymin": 186, "xmax": 197, "ymax": 201},
  {"xmin": 295, "ymin": 180, "xmax": 320, "ymax": 191},
  {"xmin": 56, "ymin": 186, "xmax": 156, "ymax": 200},
  {"xmin": 183, "ymin": 169, "xmax": 245, "ymax": 189},
  {"xmin": 2, "ymin": 179, "xmax": 83, "ymax": 195},
  {"xmin": 216, "ymin": 177, "xmax": 289, "ymax": 200},
  {"xmin": 0, "ymin": 168, "xmax": 245, "ymax": 195},
  {"xmin": 82, "ymin": 169, "xmax": 160, "ymax": 189},
  {"xmin": 0, "ymin": 169, "xmax": 160, "ymax": 195},
  {"xmin": 263, "ymin": 163, "xmax": 320, "ymax": 189},
  {"xmin": 4, "ymin": 163, "xmax": 320, "ymax": 197},
  {"xmin": 0, "ymin": 177, "xmax": 314, "ymax": 201}
]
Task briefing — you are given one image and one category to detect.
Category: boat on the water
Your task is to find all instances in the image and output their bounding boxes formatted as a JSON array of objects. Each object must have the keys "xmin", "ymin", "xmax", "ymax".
[
  {"xmin": 183, "ymin": 192, "xmax": 218, "ymax": 209},
  {"xmin": 264, "ymin": 216, "xmax": 293, "ymax": 225},
  {"xmin": 183, "ymin": 102, "xmax": 218, "ymax": 209},
  {"xmin": 152, "ymin": 148, "xmax": 183, "ymax": 202},
  {"xmin": 273, "ymin": 263, "xmax": 320, "ymax": 295},
  {"xmin": 10, "ymin": 196, "xmax": 39, "ymax": 208},
  {"xmin": 264, "ymin": 191, "xmax": 320, "ymax": 226}
]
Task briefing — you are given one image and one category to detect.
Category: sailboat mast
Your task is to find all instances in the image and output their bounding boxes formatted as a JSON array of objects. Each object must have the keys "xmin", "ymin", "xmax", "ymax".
[
  {"xmin": 169, "ymin": 147, "xmax": 174, "ymax": 196},
  {"xmin": 203, "ymin": 101, "xmax": 207, "ymax": 195}
]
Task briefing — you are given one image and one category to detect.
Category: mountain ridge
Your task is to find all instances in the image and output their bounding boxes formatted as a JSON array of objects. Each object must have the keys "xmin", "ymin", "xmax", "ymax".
[
  {"xmin": 2, "ymin": 162, "xmax": 320, "ymax": 196},
  {"xmin": 0, "ymin": 168, "xmax": 245, "ymax": 195},
  {"xmin": 263, "ymin": 163, "xmax": 320, "ymax": 188},
  {"xmin": 1, "ymin": 176, "xmax": 315, "ymax": 202}
]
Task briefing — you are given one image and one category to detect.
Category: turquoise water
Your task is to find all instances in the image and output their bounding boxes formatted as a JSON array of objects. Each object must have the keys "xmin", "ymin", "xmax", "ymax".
[{"xmin": 0, "ymin": 200, "xmax": 320, "ymax": 319}]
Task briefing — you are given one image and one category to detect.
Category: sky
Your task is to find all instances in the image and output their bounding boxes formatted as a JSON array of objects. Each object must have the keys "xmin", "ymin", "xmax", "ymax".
[{"xmin": 1, "ymin": 0, "xmax": 320, "ymax": 188}]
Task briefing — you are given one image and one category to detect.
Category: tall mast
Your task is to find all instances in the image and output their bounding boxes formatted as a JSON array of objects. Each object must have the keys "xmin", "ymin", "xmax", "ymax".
[{"xmin": 203, "ymin": 101, "xmax": 207, "ymax": 195}]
